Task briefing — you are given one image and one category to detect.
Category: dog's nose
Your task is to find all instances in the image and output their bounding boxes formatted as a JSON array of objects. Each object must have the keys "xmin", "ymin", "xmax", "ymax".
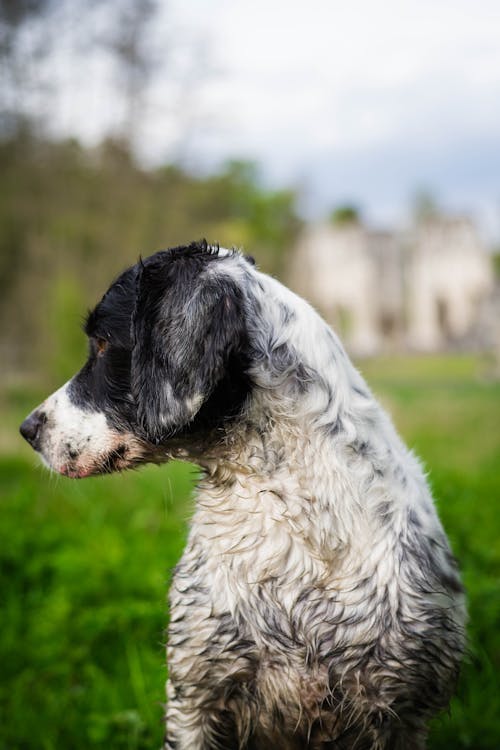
[{"xmin": 20, "ymin": 410, "xmax": 46, "ymax": 451}]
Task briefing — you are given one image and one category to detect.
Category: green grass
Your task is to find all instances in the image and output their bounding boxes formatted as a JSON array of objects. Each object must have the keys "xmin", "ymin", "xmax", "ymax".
[
  {"xmin": 1, "ymin": 354, "xmax": 499, "ymax": 749},
  {"xmin": 358, "ymin": 355, "xmax": 500, "ymax": 748}
]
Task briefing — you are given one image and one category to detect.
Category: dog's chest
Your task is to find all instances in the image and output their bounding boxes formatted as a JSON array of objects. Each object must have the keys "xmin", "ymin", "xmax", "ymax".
[
  {"xmin": 182, "ymin": 493, "xmax": 391, "ymax": 664},
  {"xmin": 170, "ymin": 533, "xmax": 395, "ymax": 740}
]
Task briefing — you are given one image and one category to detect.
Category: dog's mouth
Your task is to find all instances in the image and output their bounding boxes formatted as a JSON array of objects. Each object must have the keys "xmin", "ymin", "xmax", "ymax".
[
  {"xmin": 58, "ymin": 444, "xmax": 127, "ymax": 478},
  {"xmin": 52, "ymin": 441, "xmax": 157, "ymax": 479},
  {"xmin": 58, "ymin": 463, "xmax": 96, "ymax": 479}
]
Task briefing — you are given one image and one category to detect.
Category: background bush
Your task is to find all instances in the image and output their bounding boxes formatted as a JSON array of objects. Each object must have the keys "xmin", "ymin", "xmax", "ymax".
[{"xmin": 0, "ymin": 136, "xmax": 300, "ymax": 381}]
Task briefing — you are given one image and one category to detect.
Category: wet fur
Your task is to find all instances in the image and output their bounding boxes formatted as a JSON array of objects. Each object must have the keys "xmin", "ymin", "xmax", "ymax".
[{"xmin": 20, "ymin": 242, "xmax": 466, "ymax": 749}]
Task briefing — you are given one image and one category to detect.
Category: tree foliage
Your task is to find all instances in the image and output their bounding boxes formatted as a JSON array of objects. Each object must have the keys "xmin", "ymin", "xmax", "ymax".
[
  {"xmin": 330, "ymin": 204, "xmax": 360, "ymax": 226},
  {"xmin": 0, "ymin": 135, "xmax": 300, "ymax": 380},
  {"xmin": 0, "ymin": 2, "xmax": 300, "ymax": 381}
]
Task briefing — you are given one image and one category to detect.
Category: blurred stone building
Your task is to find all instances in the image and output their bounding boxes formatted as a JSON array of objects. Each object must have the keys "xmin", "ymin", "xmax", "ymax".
[{"xmin": 289, "ymin": 215, "xmax": 494, "ymax": 356}]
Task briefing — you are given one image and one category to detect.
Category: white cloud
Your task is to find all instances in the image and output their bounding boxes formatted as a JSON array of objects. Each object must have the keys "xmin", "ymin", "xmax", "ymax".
[
  {"xmin": 173, "ymin": 0, "xmax": 500, "ymax": 150},
  {"xmin": 43, "ymin": 0, "xmax": 500, "ymax": 239}
]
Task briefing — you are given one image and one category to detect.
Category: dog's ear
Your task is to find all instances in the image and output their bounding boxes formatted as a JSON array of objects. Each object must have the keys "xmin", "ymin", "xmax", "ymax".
[{"xmin": 131, "ymin": 252, "xmax": 246, "ymax": 441}]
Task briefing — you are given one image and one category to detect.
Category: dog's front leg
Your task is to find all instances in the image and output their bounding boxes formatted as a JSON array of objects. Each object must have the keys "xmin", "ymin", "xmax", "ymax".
[
  {"xmin": 164, "ymin": 680, "xmax": 209, "ymax": 749},
  {"xmin": 165, "ymin": 549, "xmax": 247, "ymax": 749},
  {"xmin": 165, "ymin": 686, "xmax": 201, "ymax": 748},
  {"xmin": 165, "ymin": 679, "xmax": 239, "ymax": 750}
]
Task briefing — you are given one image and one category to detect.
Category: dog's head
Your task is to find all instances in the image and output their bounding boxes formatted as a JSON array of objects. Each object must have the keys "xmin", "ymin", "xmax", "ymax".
[
  {"xmin": 19, "ymin": 242, "xmax": 260, "ymax": 477},
  {"xmin": 20, "ymin": 241, "xmax": 332, "ymax": 477}
]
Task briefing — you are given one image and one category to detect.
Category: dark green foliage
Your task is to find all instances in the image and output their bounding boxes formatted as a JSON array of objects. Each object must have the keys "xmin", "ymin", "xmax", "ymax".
[
  {"xmin": 330, "ymin": 204, "xmax": 360, "ymax": 226},
  {"xmin": 492, "ymin": 252, "xmax": 500, "ymax": 279},
  {"xmin": 1, "ymin": 355, "xmax": 499, "ymax": 748}
]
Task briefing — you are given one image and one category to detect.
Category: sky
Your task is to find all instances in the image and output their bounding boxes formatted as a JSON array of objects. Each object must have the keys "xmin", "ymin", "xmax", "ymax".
[{"xmin": 46, "ymin": 0, "xmax": 500, "ymax": 241}]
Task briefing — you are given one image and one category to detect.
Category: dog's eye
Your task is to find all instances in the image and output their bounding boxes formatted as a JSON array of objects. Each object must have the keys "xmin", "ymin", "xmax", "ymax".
[{"xmin": 95, "ymin": 337, "xmax": 108, "ymax": 356}]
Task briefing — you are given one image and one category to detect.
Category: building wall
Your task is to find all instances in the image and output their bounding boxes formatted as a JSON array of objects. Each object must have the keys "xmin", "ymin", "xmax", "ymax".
[
  {"xmin": 289, "ymin": 216, "xmax": 494, "ymax": 355},
  {"xmin": 407, "ymin": 218, "xmax": 494, "ymax": 351},
  {"xmin": 289, "ymin": 223, "xmax": 380, "ymax": 356}
]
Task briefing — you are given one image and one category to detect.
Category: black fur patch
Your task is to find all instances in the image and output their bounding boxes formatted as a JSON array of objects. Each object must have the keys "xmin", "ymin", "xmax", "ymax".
[
  {"xmin": 66, "ymin": 242, "xmax": 253, "ymax": 446},
  {"xmin": 131, "ymin": 245, "xmax": 250, "ymax": 441},
  {"xmin": 70, "ymin": 266, "xmax": 139, "ymax": 429}
]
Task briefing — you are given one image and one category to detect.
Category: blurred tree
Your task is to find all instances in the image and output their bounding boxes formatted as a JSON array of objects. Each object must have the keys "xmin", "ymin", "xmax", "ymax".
[
  {"xmin": 0, "ymin": 0, "xmax": 54, "ymax": 137},
  {"xmin": 0, "ymin": 141, "xmax": 299, "ymax": 380},
  {"xmin": 413, "ymin": 189, "xmax": 440, "ymax": 223},
  {"xmin": 1, "ymin": 0, "xmax": 213, "ymax": 160},
  {"xmin": 104, "ymin": 0, "xmax": 159, "ymax": 149},
  {"xmin": 0, "ymin": 2, "xmax": 298, "ymax": 381},
  {"xmin": 330, "ymin": 204, "xmax": 360, "ymax": 226},
  {"xmin": 492, "ymin": 251, "xmax": 500, "ymax": 280}
]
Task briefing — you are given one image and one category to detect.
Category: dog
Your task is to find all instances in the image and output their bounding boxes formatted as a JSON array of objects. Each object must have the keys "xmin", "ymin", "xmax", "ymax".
[{"xmin": 20, "ymin": 241, "xmax": 466, "ymax": 749}]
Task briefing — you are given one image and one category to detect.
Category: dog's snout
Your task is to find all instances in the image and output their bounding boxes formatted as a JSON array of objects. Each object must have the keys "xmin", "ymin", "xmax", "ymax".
[{"xmin": 20, "ymin": 410, "xmax": 47, "ymax": 451}]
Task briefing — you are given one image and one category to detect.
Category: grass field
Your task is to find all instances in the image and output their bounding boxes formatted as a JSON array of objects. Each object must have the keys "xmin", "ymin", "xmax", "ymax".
[{"xmin": 1, "ymin": 354, "xmax": 499, "ymax": 749}]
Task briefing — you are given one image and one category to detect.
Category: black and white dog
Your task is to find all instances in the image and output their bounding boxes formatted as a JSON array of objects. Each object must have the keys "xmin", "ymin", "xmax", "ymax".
[{"xmin": 20, "ymin": 242, "xmax": 465, "ymax": 749}]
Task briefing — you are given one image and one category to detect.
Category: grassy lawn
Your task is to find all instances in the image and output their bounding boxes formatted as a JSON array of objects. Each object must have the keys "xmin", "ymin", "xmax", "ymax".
[{"xmin": 1, "ymin": 354, "xmax": 499, "ymax": 749}]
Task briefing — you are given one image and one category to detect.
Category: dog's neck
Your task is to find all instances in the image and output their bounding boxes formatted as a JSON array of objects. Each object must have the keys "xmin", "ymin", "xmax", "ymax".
[
  {"xmin": 192, "ymin": 408, "xmax": 385, "ymax": 568},
  {"xmin": 196, "ymin": 366, "xmax": 427, "ymax": 528}
]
